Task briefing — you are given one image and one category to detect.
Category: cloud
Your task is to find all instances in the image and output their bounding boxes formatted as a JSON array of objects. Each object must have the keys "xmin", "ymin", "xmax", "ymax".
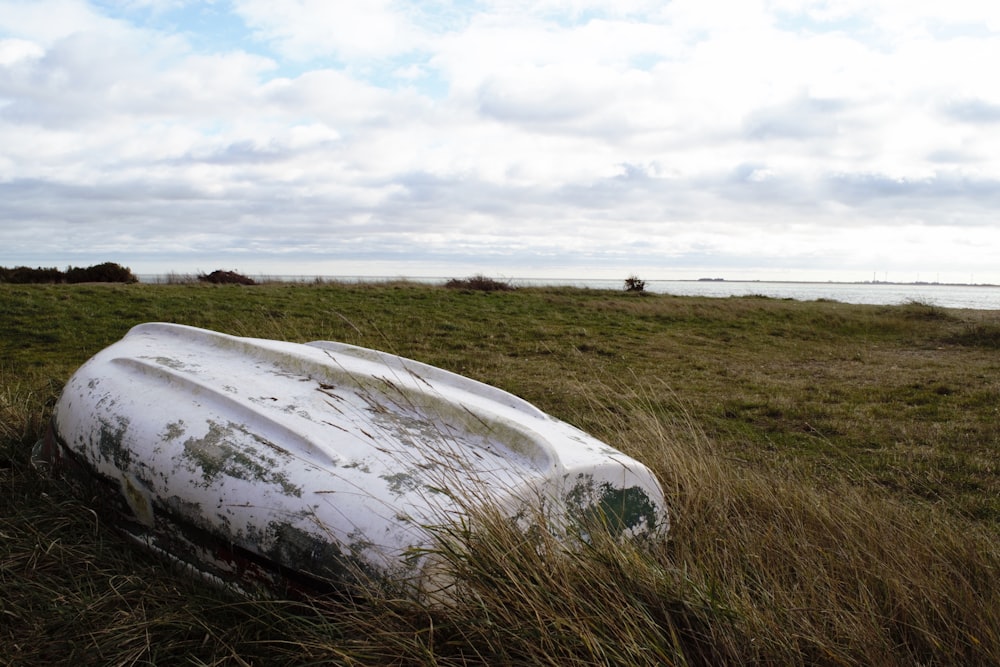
[
  {"xmin": 0, "ymin": 0, "xmax": 121, "ymax": 45},
  {"xmin": 1, "ymin": 0, "xmax": 1000, "ymax": 281},
  {"xmin": 942, "ymin": 98, "xmax": 1000, "ymax": 124},
  {"xmin": 743, "ymin": 95, "xmax": 848, "ymax": 140},
  {"xmin": 231, "ymin": 0, "xmax": 424, "ymax": 61},
  {"xmin": 824, "ymin": 172, "xmax": 1000, "ymax": 216},
  {"xmin": 0, "ymin": 37, "xmax": 43, "ymax": 65},
  {"xmin": 476, "ymin": 64, "xmax": 620, "ymax": 126}
]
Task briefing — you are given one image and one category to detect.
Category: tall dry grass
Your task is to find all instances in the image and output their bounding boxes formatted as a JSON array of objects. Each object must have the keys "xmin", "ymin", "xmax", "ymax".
[
  {"xmin": 5, "ymin": 368, "xmax": 999, "ymax": 666},
  {"xmin": 556, "ymin": 378, "xmax": 1000, "ymax": 665},
  {"xmin": 245, "ymin": 378, "xmax": 1000, "ymax": 665}
]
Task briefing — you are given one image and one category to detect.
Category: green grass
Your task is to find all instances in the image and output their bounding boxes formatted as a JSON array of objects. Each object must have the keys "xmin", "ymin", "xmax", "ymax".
[{"xmin": 2, "ymin": 282, "xmax": 998, "ymax": 665}]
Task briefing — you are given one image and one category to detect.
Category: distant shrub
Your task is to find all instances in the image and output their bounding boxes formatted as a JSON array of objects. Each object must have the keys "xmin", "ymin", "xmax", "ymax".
[
  {"xmin": 198, "ymin": 270, "xmax": 257, "ymax": 285},
  {"xmin": 65, "ymin": 262, "xmax": 138, "ymax": 284},
  {"xmin": 624, "ymin": 275, "xmax": 646, "ymax": 292},
  {"xmin": 0, "ymin": 262, "xmax": 137, "ymax": 284},
  {"xmin": 946, "ymin": 323, "xmax": 1000, "ymax": 349},
  {"xmin": 0, "ymin": 266, "xmax": 64, "ymax": 283},
  {"xmin": 897, "ymin": 300, "xmax": 952, "ymax": 321},
  {"xmin": 444, "ymin": 275, "xmax": 515, "ymax": 292}
]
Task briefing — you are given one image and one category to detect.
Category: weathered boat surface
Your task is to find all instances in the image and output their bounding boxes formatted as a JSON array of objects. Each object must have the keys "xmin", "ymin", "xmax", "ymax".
[{"xmin": 36, "ymin": 322, "xmax": 668, "ymax": 598}]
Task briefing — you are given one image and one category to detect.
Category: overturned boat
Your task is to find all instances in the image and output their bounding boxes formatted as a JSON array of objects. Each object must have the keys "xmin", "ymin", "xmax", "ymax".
[{"xmin": 35, "ymin": 323, "xmax": 668, "ymax": 599}]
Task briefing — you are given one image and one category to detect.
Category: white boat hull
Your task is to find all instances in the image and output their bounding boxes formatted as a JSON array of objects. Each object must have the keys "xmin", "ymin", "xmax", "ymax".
[{"xmin": 36, "ymin": 323, "xmax": 668, "ymax": 598}]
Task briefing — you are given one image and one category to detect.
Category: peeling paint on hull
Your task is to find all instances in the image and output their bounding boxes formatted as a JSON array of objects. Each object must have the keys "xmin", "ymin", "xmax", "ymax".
[{"xmin": 35, "ymin": 323, "xmax": 669, "ymax": 600}]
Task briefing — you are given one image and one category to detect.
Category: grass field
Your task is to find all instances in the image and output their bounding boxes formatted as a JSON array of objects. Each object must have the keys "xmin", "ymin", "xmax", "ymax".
[{"xmin": 2, "ymin": 281, "xmax": 998, "ymax": 665}]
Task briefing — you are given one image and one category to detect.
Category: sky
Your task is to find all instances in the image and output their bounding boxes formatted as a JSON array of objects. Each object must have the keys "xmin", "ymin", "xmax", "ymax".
[{"xmin": 1, "ymin": 0, "xmax": 999, "ymax": 283}]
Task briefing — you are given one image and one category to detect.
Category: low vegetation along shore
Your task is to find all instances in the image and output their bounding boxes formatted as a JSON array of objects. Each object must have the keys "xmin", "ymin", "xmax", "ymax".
[{"xmin": 2, "ymin": 280, "xmax": 998, "ymax": 665}]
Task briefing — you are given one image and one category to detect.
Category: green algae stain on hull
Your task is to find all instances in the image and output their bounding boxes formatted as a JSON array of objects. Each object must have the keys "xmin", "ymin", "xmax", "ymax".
[
  {"xmin": 565, "ymin": 474, "xmax": 663, "ymax": 540},
  {"xmin": 180, "ymin": 420, "xmax": 302, "ymax": 497}
]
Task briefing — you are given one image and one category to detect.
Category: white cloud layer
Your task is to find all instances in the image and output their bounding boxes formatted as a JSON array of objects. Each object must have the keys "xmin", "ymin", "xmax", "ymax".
[{"xmin": 1, "ymin": 0, "xmax": 999, "ymax": 282}]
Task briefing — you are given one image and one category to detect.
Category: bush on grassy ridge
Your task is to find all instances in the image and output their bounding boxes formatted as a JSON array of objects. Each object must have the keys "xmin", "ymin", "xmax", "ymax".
[
  {"xmin": 444, "ymin": 275, "xmax": 515, "ymax": 291},
  {"xmin": 0, "ymin": 266, "xmax": 65, "ymax": 283},
  {"xmin": 895, "ymin": 299, "xmax": 953, "ymax": 320},
  {"xmin": 0, "ymin": 262, "xmax": 137, "ymax": 284},
  {"xmin": 197, "ymin": 269, "xmax": 257, "ymax": 285},
  {"xmin": 624, "ymin": 275, "xmax": 647, "ymax": 292},
  {"xmin": 65, "ymin": 262, "xmax": 138, "ymax": 284}
]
